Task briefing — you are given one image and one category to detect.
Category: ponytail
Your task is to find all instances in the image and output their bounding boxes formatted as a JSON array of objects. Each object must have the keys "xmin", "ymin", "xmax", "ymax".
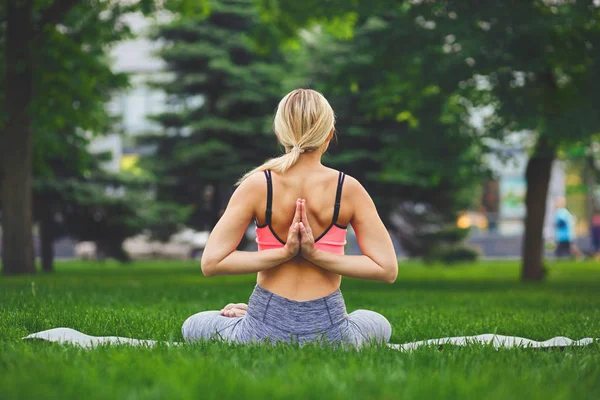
[
  {"xmin": 236, "ymin": 147, "xmax": 303, "ymax": 185},
  {"xmin": 236, "ymin": 89, "xmax": 335, "ymax": 186}
]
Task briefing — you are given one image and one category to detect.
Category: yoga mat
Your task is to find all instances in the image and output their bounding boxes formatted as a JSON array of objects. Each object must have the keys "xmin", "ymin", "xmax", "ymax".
[{"xmin": 23, "ymin": 328, "xmax": 598, "ymax": 350}]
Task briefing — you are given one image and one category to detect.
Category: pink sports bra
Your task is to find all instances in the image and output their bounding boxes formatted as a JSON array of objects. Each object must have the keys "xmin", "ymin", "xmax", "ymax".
[{"xmin": 255, "ymin": 170, "xmax": 348, "ymax": 255}]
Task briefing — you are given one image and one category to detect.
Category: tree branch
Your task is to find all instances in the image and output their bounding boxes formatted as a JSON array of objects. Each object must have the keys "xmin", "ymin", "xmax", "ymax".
[{"xmin": 33, "ymin": 0, "xmax": 82, "ymax": 37}]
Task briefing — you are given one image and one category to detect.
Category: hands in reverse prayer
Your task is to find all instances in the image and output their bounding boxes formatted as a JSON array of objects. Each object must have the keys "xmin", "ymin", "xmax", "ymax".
[
  {"xmin": 221, "ymin": 198, "xmax": 317, "ymax": 318},
  {"xmin": 284, "ymin": 198, "xmax": 316, "ymax": 260}
]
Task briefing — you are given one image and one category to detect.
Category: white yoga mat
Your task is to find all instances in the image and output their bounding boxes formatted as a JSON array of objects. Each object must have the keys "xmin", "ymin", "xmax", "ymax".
[
  {"xmin": 24, "ymin": 328, "xmax": 164, "ymax": 348},
  {"xmin": 23, "ymin": 328, "xmax": 598, "ymax": 350}
]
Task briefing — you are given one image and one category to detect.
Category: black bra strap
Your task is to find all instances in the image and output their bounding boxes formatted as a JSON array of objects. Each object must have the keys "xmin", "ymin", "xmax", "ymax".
[
  {"xmin": 264, "ymin": 170, "xmax": 273, "ymax": 225},
  {"xmin": 332, "ymin": 172, "xmax": 345, "ymax": 224}
]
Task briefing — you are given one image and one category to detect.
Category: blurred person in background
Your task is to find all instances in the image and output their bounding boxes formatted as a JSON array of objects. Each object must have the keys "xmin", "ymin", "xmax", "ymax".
[{"xmin": 554, "ymin": 197, "xmax": 578, "ymax": 259}]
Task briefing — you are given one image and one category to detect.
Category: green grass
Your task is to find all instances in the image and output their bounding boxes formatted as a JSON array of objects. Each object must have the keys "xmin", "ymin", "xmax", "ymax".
[{"xmin": 1, "ymin": 260, "xmax": 600, "ymax": 399}]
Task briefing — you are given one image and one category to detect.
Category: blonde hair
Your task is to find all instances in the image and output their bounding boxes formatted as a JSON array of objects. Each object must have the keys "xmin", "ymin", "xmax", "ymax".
[{"xmin": 237, "ymin": 89, "xmax": 335, "ymax": 184}]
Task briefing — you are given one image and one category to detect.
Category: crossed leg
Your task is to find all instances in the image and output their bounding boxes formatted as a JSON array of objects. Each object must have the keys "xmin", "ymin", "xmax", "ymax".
[{"xmin": 345, "ymin": 309, "xmax": 392, "ymax": 347}]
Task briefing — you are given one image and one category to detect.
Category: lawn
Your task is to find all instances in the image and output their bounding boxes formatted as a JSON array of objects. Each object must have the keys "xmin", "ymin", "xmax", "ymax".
[{"xmin": 1, "ymin": 260, "xmax": 600, "ymax": 400}]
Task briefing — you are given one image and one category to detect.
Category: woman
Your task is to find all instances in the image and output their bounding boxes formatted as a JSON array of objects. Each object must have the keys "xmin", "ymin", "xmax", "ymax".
[{"xmin": 182, "ymin": 89, "xmax": 398, "ymax": 347}]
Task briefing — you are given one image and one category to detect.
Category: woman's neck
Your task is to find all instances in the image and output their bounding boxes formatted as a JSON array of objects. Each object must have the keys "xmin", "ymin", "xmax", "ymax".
[{"xmin": 290, "ymin": 151, "xmax": 323, "ymax": 172}]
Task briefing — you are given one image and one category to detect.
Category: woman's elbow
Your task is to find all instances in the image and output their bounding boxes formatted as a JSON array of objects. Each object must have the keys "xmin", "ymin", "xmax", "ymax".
[
  {"xmin": 200, "ymin": 254, "xmax": 217, "ymax": 277},
  {"xmin": 382, "ymin": 263, "xmax": 398, "ymax": 284},
  {"xmin": 384, "ymin": 271, "xmax": 398, "ymax": 284},
  {"xmin": 201, "ymin": 263, "xmax": 215, "ymax": 277}
]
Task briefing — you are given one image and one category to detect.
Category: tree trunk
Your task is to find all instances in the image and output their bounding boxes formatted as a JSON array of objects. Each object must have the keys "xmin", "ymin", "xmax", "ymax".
[
  {"xmin": 39, "ymin": 207, "xmax": 55, "ymax": 273},
  {"xmin": 521, "ymin": 139, "xmax": 555, "ymax": 281},
  {"xmin": 1, "ymin": 0, "xmax": 36, "ymax": 275}
]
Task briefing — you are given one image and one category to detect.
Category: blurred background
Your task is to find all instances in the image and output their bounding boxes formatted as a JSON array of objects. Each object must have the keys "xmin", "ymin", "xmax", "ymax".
[{"xmin": 1, "ymin": 0, "xmax": 600, "ymax": 280}]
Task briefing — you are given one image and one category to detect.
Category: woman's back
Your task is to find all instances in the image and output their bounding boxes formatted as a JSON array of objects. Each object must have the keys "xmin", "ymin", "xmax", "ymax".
[
  {"xmin": 191, "ymin": 88, "xmax": 396, "ymax": 346},
  {"xmin": 254, "ymin": 165, "xmax": 352, "ymax": 300},
  {"xmin": 200, "ymin": 88, "xmax": 397, "ymax": 302}
]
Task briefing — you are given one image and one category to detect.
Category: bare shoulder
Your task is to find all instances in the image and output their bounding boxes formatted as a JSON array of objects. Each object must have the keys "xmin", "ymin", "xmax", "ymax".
[
  {"xmin": 232, "ymin": 171, "xmax": 266, "ymax": 201},
  {"xmin": 324, "ymin": 167, "xmax": 358, "ymax": 186},
  {"xmin": 241, "ymin": 170, "xmax": 267, "ymax": 187},
  {"xmin": 333, "ymin": 173, "xmax": 375, "ymax": 225},
  {"xmin": 340, "ymin": 173, "xmax": 369, "ymax": 200},
  {"xmin": 341, "ymin": 174, "xmax": 362, "ymax": 190}
]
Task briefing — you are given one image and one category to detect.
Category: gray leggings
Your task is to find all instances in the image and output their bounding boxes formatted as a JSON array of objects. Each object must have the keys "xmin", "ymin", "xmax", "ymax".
[{"xmin": 182, "ymin": 285, "xmax": 391, "ymax": 347}]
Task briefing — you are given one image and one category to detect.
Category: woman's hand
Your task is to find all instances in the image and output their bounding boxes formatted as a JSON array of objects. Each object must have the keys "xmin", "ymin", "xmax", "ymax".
[
  {"xmin": 220, "ymin": 303, "xmax": 248, "ymax": 317},
  {"xmin": 283, "ymin": 199, "xmax": 302, "ymax": 259},
  {"xmin": 298, "ymin": 199, "xmax": 316, "ymax": 260}
]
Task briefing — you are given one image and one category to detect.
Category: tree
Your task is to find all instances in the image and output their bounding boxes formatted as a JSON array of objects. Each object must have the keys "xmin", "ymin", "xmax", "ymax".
[
  {"xmin": 0, "ymin": 0, "xmax": 195, "ymax": 275},
  {"xmin": 142, "ymin": 0, "xmax": 287, "ymax": 236},
  {"xmin": 0, "ymin": 0, "xmax": 129, "ymax": 275},
  {"xmin": 32, "ymin": 138, "xmax": 98, "ymax": 273},
  {"xmin": 32, "ymin": 139, "xmax": 189, "ymax": 271},
  {"xmin": 55, "ymin": 173, "xmax": 189, "ymax": 263},
  {"xmin": 0, "ymin": 0, "xmax": 63, "ymax": 275},
  {"xmin": 442, "ymin": 1, "xmax": 600, "ymax": 279},
  {"xmin": 261, "ymin": 0, "xmax": 600, "ymax": 277},
  {"xmin": 28, "ymin": 5, "xmax": 132, "ymax": 272},
  {"xmin": 295, "ymin": 12, "xmax": 485, "ymax": 261}
]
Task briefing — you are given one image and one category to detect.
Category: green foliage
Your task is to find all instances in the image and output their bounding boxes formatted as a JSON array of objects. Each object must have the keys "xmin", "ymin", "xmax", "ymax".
[
  {"xmin": 0, "ymin": 0, "xmax": 194, "ymax": 269},
  {"xmin": 0, "ymin": 0, "xmax": 204, "ymax": 161},
  {"xmin": 1, "ymin": 261, "xmax": 600, "ymax": 399},
  {"xmin": 256, "ymin": 0, "xmax": 382, "ymax": 41},
  {"xmin": 294, "ymin": 9, "xmax": 485, "ymax": 258},
  {"xmin": 439, "ymin": 1, "xmax": 600, "ymax": 276},
  {"xmin": 0, "ymin": 0, "xmax": 134, "ymax": 178},
  {"xmin": 443, "ymin": 1, "xmax": 600, "ymax": 145},
  {"xmin": 261, "ymin": 0, "xmax": 600, "ymax": 269},
  {"xmin": 143, "ymin": 0, "xmax": 289, "ymax": 231},
  {"xmin": 143, "ymin": 0, "xmax": 486, "ymax": 258},
  {"xmin": 35, "ymin": 160, "xmax": 191, "ymax": 261}
]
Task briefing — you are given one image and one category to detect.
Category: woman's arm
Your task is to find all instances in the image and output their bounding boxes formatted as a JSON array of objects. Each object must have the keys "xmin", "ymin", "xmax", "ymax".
[
  {"xmin": 299, "ymin": 178, "xmax": 398, "ymax": 283},
  {"xmin": 201, "ymin": 175, "xmax": 301, "ymax": 277}
]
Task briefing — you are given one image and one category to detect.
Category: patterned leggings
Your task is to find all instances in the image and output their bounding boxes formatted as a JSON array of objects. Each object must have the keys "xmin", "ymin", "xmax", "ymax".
[{"xmin": 182, "ymin": 285, "xmax": 391, "ymax": 347}]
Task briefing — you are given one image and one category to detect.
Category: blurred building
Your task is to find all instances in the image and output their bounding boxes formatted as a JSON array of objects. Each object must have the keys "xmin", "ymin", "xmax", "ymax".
[
  {"xmin": 91, "ymin": 12, "xmax": 170, "ymax": 173},
  {"xmin": 482, "ymin": 134, "xmax": 566, "ymax": 239},
  {"xmin": 462, "ymin": 132, "xmax": 570, "ymax": 257}
]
